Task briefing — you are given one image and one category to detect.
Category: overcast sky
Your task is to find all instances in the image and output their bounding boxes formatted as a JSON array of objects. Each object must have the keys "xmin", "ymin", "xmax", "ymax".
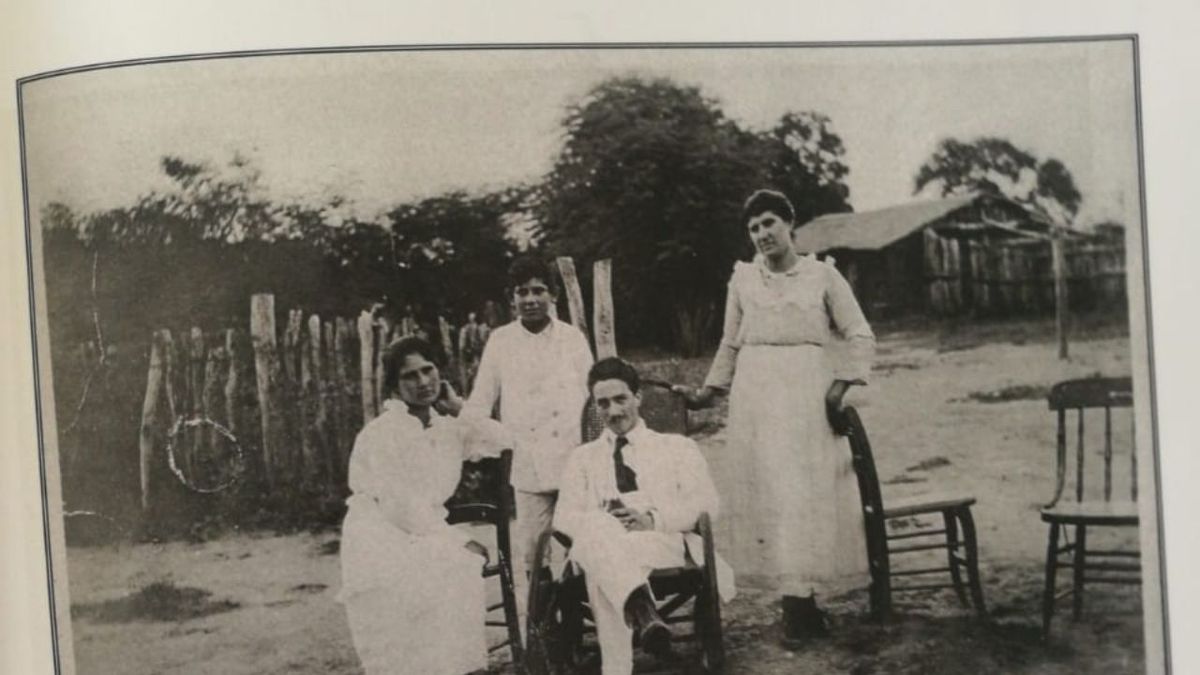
[{"xmin": 21, "ymin": 40, "xmax": 1139, "ymax": 229}]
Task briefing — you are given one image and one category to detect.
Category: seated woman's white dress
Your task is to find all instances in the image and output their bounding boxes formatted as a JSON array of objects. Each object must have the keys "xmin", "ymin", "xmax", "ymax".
[{"xmin": 339, "ymin": 401, "xmax": 503, "ymax": 675}]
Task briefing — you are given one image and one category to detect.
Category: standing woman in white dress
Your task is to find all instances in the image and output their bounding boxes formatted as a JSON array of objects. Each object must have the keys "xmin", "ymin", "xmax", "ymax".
[
  {"xmin": 339, "ymin": 336, "xmax": 505, "ymax": 675},
  {"xmin": 676, "ymin": 189, "xmax": 875, "ymax": 644}
]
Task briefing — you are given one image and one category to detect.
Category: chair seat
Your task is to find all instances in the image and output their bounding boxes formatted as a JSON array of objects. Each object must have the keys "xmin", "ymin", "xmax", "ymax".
[
  {"xmin": 884, "ymin": 492, "xmax": 977, "ymax": 518},
  {"xmin": 1040, "ymin": 500, "xmax": 1139, "ymax": 525}
]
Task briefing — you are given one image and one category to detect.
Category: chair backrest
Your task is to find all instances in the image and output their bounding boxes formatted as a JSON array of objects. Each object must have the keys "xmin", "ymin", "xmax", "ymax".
[
  {"xmin": 580, "ymin": 379, "xmax": 690, "ymax": 444},
  {"xmin": 840, "ymin": 407, "xmax": 892, "ymax": 613},
  {"xmin": 445, "ymin": 448, "xmax": 515, "ymax": 525},
  {"xmin": 1045, "ymin": 376, "xmax": 1135, "ymax": 508}
]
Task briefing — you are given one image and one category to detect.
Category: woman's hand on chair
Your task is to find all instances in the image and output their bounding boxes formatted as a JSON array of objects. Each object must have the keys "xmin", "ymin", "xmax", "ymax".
[
  {"xmin": 825, "ymin": 380, "xmax": 852, "ymax": 434},
  {"xmin": 464, "ymin": 540, "xmax": 489, "ymax": 562},
  {"xmin": 673, "ymin": 384, "xmax": 719, "ymax": 410}
]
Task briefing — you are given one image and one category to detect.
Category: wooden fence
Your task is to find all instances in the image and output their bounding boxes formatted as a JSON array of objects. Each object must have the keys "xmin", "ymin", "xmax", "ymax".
[
  {"xmin": 925, "ymin": 230, "xmax": 1126, "ymax": 316},
  {"xmin": 136, "ymin": 257, "xmax": 616, "ymax": 513},
  {"xmin": 137, "ymin": 299, "xmax": 387, "ymax": 510}
]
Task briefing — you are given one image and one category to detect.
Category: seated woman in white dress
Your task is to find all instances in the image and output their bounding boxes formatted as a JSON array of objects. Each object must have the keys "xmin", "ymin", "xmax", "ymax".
[{"xmin": 339, "ymin": 336, "xmax": 508, "ymax": 675}]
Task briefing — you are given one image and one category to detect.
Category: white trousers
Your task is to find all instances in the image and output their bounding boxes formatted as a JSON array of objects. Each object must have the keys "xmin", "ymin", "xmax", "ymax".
[
  {"xmin": 513, "ymin": 490, "xmax": 558, "ymax": 627},
  {"xmin": 567, "ymin": 512, "xmax": 688, "ymax": 675}
]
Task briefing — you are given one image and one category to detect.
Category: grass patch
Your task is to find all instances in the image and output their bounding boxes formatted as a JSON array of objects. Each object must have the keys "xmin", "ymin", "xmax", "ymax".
[
  {"xmin": 962, "ymin": 384, "xmax": 1049, "ymax": 404},
  {"xmin": 72, "ymin": 581, "xmax": 239, "ymax": 623},
  {"xmin": 905, "ymin": 457, "xmax": 952, "ymax": 472},
  {"xmin": 883, "ymin": 474, "xmax": 928, "ymax": 485}
]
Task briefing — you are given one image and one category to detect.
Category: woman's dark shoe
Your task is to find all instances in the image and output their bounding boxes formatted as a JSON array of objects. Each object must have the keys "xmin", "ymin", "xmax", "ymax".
[{"xmin": 781, "ymin": 594, "xmax": 831, "ymax": 648}]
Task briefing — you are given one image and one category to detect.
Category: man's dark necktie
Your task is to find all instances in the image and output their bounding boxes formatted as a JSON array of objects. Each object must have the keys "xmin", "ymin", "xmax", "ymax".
[{"xmin": 614, "ymin": 435, "xmax": 638, "ymax": 493}]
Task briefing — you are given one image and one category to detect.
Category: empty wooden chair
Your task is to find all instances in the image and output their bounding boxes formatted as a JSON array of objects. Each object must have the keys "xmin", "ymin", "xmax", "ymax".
[
  {"xmin": 840, "ymin": 406, "xmax": 987, "ymax": 619},
  {"xmin": 1040, "ymin": 377, "xmax": 1138, "ymax": 638}
]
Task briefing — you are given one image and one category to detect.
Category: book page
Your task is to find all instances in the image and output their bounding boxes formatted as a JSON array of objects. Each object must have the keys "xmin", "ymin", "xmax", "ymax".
[{"xmin": 2, "ymin": 2, "xmax": 1198, "ymax": 675}]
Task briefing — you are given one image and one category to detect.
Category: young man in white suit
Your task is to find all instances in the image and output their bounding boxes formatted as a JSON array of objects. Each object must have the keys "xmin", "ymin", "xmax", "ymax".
[
  {"xmin": 555, "ymin": 357, "xmax": 734, "ymax": 675},
  {"xmin": 462, "ymin": 255, "xmax": 594, "ymax": 626}
]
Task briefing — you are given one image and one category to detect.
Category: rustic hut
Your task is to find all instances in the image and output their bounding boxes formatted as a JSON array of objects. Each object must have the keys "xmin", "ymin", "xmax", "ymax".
[{"xmin": 792, "ymin": 194, "xmax": 1054, "ymax": 318}]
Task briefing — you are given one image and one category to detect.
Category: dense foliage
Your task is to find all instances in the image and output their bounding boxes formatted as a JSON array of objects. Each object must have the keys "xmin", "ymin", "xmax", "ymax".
[
  {"xmin": 533, "ymin": 77, "xmax": 851, "ymax": 354},
  {"xmin": 913, "ymin": 137, "xmax": 1083, "ymax": 226}
]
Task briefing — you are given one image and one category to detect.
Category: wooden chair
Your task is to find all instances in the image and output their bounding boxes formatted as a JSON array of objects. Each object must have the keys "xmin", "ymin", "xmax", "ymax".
[
  {"xmin": 1039, "ymin": 377, "xmax": 1138, "ymax": 638},
  {"xmin": 840, "ymin": 406, "xmax": 987, "ymax": 619},
  {"xmin": 444, "ymin": 448, "xmax": 524, "ymax": 667}
]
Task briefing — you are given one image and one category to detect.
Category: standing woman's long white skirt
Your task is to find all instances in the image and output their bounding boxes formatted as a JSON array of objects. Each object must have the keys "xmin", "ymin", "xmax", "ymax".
[{"xmin": 718, "ymin": 343, "xmax": 868, "ymax": 597}]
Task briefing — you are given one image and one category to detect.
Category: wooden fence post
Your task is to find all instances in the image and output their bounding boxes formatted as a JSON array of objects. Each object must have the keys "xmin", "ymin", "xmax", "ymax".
[
  {"xmin": 357, "ymin": 311, "xmax": 377, "ymax": 423},
  {"xmin": 224, "ymin": 329, "xmax": 239, "ymax": 441},
  {"xmin": 309, "ymin": 315, "xmax": 333, "ymax": 490},
  {"xmin": 202, "ymin": 344, "xmax": 223, "ymax": 474},
  {"xmin": 556, "ymin": 256, "xmax": 589, "ymax": 339},
  {"xmin": 188, "ymin": 327, "xmax": 205, "ymax": 479},
  {"xmin": 593, "ymin": 259, "xmax": 617, "ymax": 358},
  {"xmin": 334, "ymin": 318, "xmax": 355, "ymax": 471},
  {"xmin": 298, "ymin": 314, "xmax": 318, "ymax": 484},
  {"xmin": 438, "ymin": 316, "xmax": 460, "ymax": 393},
  {"xmin": 1052, "ymin": 235, "xmax": 1069, "ymax": 360},
  {"xmin": 138, "ymin": 330, "xmax": 167, "ymax": 511},
  {"xmin": 250, "ymin": 294, "xmax": 279, "ymax": 492},
  {"xmin": 374, "ymin": 318, "xmax": 393, "ymax": 409}
]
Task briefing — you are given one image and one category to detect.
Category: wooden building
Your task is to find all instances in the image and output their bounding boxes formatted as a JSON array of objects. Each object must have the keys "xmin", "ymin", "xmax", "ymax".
[{"xmin": 792, "ymin": 194, "xmax": 1067, "ymax": 318}]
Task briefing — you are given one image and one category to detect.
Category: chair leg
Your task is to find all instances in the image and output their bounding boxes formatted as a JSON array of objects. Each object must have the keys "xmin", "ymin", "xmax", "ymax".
[
  {"xmin": 496, "ymin": 526, "xmax": 524, "ymax": 665},
  {"xmin": 942, "ymin": 510, "xmax": 970, "ymax": 608},
  {"xmin": 1072, "ymin": 525, "xmax": 1087, "ymax": 621},
  {"xmin": 1042, "ymin": 522, "xmax": 1060, "ymax": 639},
  {"xmin": 957, "ymin": 507, "xmax": 987, "ymax": 617}
]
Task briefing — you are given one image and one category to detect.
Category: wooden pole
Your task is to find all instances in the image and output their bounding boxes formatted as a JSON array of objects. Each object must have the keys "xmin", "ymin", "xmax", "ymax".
[
  {"xmin": 309, "ymin": 315, "xmax": 332, "ymax": 490},
  {"xmin": 373, "ymin": 319, "xmax": 391, "ymax": 410},
  {"xmin": 202, "ymin": 344, "xmax": 223, "ymax": 472},
  {"xmin": 437, "ymin": 316, "xmax": 460, "ymax": 393},
  {"xmin": 189, "ymin": 327, "xmax": 205, "ymax": 479},
  {"xmin": 298, "ymin": 315, "xmax": 316, "ymax": 484},
  {"xmin": 357, "ymin": 311, "xmax": 377, "ymax": 423},
  {"xmin": 555, "ymin": 256, "xmax": 589, "ymax": 338},
  {"xmin": 334, "ymin": 318, "xmax": 355, "ymax": 472},
  {"xmin": 224, "ymin": 329, "xmax": 239, "ymax": 440},
  {"xmin": 592, "ymin": 259, "xmax": 617, "ymax": 359},
  {"xmin": 1052, "ymin": 235, "xmax": 1069, "ymax": 360},
  {"xmin": 250, "ymin": 294, "xmax": 279, "ymax": 492},
  {"xmin": 138, "ymin": 330, "xmax": 167, "ymax": 511}
]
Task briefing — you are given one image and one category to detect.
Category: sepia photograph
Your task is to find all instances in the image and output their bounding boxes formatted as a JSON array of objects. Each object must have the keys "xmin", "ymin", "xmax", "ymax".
[{"xmin": 18, "ymin": 39, "xmax": 1161, "ymax": 674}]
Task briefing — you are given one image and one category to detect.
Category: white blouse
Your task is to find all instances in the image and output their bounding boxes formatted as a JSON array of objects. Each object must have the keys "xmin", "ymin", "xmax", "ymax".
[{"xmin": 704, "ymin": 254, "xmax": 875, "ymax": 389}]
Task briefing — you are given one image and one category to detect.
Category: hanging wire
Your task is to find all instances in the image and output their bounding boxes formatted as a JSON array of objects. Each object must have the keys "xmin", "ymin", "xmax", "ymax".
[{"xmin": 63, "ymin": 249, "xmax": 107, "ymax": 435}]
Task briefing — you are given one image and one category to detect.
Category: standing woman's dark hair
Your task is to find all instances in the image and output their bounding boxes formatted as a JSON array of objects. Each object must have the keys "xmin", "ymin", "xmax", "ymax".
[
  {"xmin": 381, "ymin": 336, "xmax": 442, "ymax": 399},
  {"xmin": 742, "ymin": 189, "xmax": 796, "ymax": 225}
]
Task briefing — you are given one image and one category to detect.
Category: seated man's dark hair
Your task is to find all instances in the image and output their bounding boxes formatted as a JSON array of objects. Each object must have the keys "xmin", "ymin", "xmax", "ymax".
[{"xmin": 587, "ymin": 357, "xmax": 641, "ymax": 395}]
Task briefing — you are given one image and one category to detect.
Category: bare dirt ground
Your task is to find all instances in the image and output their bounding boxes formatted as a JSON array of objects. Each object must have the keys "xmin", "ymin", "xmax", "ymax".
[{"xmin": 65, "ymin": 319, "xmax": 1148, "ymax": 674}]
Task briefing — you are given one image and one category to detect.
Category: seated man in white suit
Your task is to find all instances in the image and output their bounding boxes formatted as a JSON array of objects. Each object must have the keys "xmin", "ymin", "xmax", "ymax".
[{"xmin": 554, "ymin": 357, "xmax": 734, "ymax": 675}]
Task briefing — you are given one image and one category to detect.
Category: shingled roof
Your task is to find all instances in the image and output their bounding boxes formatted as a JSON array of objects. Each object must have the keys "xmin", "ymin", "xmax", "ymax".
[{"xmin": 792, "ymin": 194, "xmax": 1046, "ymax": 253}]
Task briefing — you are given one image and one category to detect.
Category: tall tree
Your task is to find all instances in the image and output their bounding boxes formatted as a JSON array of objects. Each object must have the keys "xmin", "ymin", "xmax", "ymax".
[
  {"xmin": 913, "ymin": 137, "xmax": 1083, "ymax": 225},
  {"xmin": 534, "ymin": 76, "xmax": 851, "ymax": 354}
]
